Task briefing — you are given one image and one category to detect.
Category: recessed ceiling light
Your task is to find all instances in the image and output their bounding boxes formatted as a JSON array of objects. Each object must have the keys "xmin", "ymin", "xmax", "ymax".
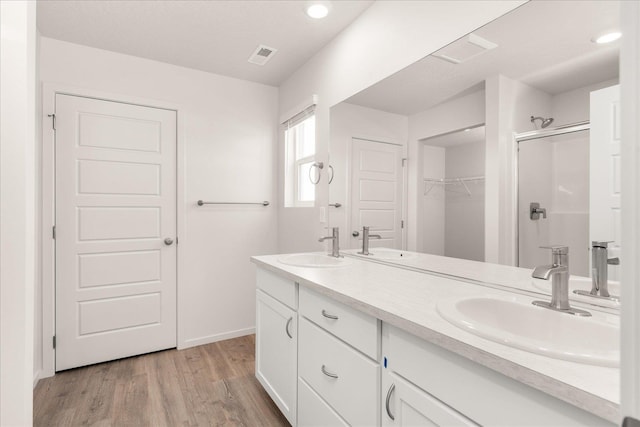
[
  {"xmin": 306, "ymin": 3, "xmax": 329, "ymax": 19},
  {"xmin": 593, "ymin": 31, "xmax": 622, "ymax": 44}
]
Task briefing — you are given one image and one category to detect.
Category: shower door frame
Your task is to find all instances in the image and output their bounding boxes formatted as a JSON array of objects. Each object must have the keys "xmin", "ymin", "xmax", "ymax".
[{"xmin": 512, "ymin": 120, "xmax": 590, "ymax": 267}]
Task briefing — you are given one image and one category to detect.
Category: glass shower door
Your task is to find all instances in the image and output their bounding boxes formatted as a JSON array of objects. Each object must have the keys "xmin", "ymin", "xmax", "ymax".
[{"xmin": 517, "ymin": 129, "xmax": 590, "ymax": 277}]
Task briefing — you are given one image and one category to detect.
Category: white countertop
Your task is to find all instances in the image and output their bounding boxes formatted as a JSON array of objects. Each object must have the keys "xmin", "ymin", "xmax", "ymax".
[{"xmin": 251, "ymin": 251, "xmax": 620, "ymax": 424}]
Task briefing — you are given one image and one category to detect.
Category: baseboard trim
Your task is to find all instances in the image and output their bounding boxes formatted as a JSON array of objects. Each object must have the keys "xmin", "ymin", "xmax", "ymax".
[
  {"xmin": 33, "ymin": 370, "xmax": 41, "ymax": 389},
  {"xmin": 178, "ymin": 327, "xmax": 255, "ymax": 350}
]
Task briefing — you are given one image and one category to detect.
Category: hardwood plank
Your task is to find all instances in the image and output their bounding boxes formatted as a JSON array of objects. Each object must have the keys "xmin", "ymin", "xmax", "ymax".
[{"xmin": 34, "ymin": 335, "xmax": 288, "ymax": 427}]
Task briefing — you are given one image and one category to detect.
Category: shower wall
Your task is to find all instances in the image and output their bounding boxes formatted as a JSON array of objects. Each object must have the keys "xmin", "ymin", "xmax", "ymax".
[
  {"xmin": 517, "ymin": 79, "xmax": 617, "ymax": 277},
  {"xmin": 518, "ymin": 132, "xmax": 590, "ymax": 276}
]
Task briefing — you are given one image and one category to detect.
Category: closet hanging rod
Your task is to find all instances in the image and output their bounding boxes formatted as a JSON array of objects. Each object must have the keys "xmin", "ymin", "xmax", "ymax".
[
  {"xmin": 423, "ymin": 175, "xmax": 485, "ymax": 183},
  {"xmin": 197, "ymin": 200, "xmax": 270, "ymax": 206}
]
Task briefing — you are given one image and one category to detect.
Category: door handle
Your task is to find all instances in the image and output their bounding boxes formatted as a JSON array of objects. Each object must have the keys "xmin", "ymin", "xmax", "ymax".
[
  {"xmin": 164, "ymin": 238, "xmax": 174, "ymax": 246},
  {"xmin": 385, "ymin": 383, "xmax": 396, "ymax": 420},
  {"xmin": 321, "ymin": 365, "xmax": 338, "ymax": 379},
  {"xmin": 285, "ymin": 317, "xmax": 293, "ymax": 339},
  {"xmin": 352, "ymin": 231, "xmax": 360, "ymax": 237}
]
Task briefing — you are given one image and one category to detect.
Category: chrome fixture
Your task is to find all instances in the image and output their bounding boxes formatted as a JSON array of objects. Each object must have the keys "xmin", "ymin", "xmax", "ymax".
[
  {"xmin": 319, "ymin": 227, "xmax": 341, "ymax": 258},
  {"xmin": 574, "ymin": 241, "xmax": 620, "ymax": 301},
  {"xmin": 531, "ymin": 246, "xmax": 591, "ymax": 316},
  {"xmin": 197, "ymin": 200, "xmax": 269, "ymax": 206},
  {"xmin": 529, "ymin": 202, "xmax": 547, "ymax": 220},
  {"xmin": 309, "ymin": 161, "xmax": 324, "ymax": 185},
  {"xmin": 357, "ymin": 226, "xmax": 382, "ymax": 256},
  {"xmin": 329, "ymin": 202, "xmax": 342, "ymax": 208},
  {"xmin": 530, "ymin": 115, "xmax": 554, "ymax": 129}
]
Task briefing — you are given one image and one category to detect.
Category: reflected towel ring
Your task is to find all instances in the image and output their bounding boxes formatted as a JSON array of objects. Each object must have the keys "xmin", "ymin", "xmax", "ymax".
[
  {"xmin": 328, "ymin": 165, "xmax": 334, "ymax": 184},
  {"xmin": 309, "ymin": 161, "xmax": 323, "ymax": 185}
]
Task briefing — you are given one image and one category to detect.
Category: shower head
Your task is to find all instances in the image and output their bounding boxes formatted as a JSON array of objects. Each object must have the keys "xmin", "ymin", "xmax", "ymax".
[{"xmin": 531, "ymin": 116, "xmax": 554, "ymax": 129}]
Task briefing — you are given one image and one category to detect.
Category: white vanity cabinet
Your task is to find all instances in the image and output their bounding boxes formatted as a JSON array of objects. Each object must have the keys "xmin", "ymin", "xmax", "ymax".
[
  {"xmin": 382, "ymin": 370, "xmax": 477, "ymax": 426},
  {"xmin": 298, "ymin": 286, "xmax": 381, "ymax": 426},
  {"xmin": 255, "ymin": 268, "xmax": 298, "ymax": 425},
  {"xmin": 382, "ymin": 324, "xmax": 614, "ymax": 427}
]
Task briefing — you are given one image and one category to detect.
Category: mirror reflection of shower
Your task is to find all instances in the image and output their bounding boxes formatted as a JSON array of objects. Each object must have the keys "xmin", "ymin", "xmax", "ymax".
[{"xmin": 530, "ymin": 115, "xmax": 554, "ymax": 129}]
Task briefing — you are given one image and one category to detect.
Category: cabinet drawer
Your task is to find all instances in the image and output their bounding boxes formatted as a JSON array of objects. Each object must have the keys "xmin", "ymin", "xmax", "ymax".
[
  {"xmin": 298, "ymin": 377, "xmax": 349, "ymax": 427},
  {"xmin": 299, "ymin": 286, "xmax": 379, "ymax": 359},
  {"xmin": 256, "ymin": 268, "xmax": 297, "ymax": 310},
  {"xmin": 383, "ymin": 324, "xmax": 613, "ymax": 426},
  {"xmin": 299, "ymin": 318, "xmax": 379, "ymax": 426}
]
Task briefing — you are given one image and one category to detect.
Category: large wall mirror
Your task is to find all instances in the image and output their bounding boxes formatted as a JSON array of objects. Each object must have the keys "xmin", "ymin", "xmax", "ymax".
[{"xmin": 328, "ymin": 1, "xmax": 620, "ymax": 285}]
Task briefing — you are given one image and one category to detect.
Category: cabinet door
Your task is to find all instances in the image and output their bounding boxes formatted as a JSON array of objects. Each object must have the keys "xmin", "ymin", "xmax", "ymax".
[
  {"xmin": 382, "ymin": 371, "xmax": 477, "ymax": 427},
  {"xmin": 256, "ymin": 289, "xmax": 297, "ymax": 425}
]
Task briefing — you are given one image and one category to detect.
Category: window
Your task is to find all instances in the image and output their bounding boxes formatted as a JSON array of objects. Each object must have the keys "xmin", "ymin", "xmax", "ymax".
[{"xmin": 284, "ymin": 107, "xmax": 316, "ymax": 207}]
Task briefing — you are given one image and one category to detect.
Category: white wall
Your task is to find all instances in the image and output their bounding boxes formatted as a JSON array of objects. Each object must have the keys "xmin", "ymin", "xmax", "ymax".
[
  {"xmin": 485, "ymin": 75, "xmax": 552, "ymax": 265},
  {"xmin": 278, "ymin": 1, "xmax": 526, "ymax": 254},
  {"xmin": 328, "ymin": 102, "xmax": 408, "ymax": 248},
  {"xmin": 409, "ymin": 90, "xmax": 486, "ymax": 252},
  {"xmin": 422, "ymin": 145, "xmax": 446, "ymax": 255},
  {"xmin": 38, "ymin": 38, "xmax": 279, "ymax": 373},
  {"xmin": 0, "ymin": 1, "xmax": 37, "ymax": 424},
  {"xmin": 445, "ymin": 142, "xmax": 485, "ymax": 261}
]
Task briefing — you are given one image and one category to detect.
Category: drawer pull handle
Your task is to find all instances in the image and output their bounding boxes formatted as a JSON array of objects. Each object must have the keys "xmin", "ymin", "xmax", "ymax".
[
  {"xmin": 321, "ymin": 365, "xmax": 338, "ymax": 379},
  {"xmin": 285, "ymin": 317, "xmax": 293, "ymax": 339},
  {"xmin": 321, "ymin": 309, "xmax": 339, "ymax": 320},
  {"xmin": 385, "ymin": 383, "xmax": 396, "ymax": 420}
]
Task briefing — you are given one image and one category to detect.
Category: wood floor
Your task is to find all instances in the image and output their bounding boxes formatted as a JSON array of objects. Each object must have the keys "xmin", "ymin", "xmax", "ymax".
[{"xmin": 33, "ymin": 335, "xmax": 289, "ymax": 426}]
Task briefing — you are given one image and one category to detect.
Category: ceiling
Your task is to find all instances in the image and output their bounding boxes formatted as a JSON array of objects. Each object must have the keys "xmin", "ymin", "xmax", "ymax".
[
  {"xmin": 36, "ymin": 0, "xmax": 374, "ymax": 86},
  {"xmin": 346, "ymin": 0, "xmax": 620, "ymax": 116}
]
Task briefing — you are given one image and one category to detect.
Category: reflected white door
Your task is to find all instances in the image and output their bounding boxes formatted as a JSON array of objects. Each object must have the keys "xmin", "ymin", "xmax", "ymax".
[
  {"xmin": 590, "ymin": 85, "xmax": 621, "ymax": 280},
  {"xmin": 55, "ymin": 94, "xmax": 177, "ymax": 371},
  {"xmin": 350, "ymin": 138, "xmax": 403, "ymax": 249}
]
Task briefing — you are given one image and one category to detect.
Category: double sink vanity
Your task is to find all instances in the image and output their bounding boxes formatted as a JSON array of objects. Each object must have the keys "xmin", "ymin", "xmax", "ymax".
[{"xmin": 251, "ymin": 246, "xmax": 619, "ymax": 426}]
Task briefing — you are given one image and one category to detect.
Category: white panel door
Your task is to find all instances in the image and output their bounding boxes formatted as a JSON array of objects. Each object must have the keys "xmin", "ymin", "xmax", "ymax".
[
  {"xmin": 590, "ymin": 85, "xmax": 621, "ymax": 280},
  {"xmin": 350, "ymin": 138, "xmax": 403, "ymax": 249},
  {"xmin": 55, "ymin": 94, "xmax": 177, "ymax": 371}
]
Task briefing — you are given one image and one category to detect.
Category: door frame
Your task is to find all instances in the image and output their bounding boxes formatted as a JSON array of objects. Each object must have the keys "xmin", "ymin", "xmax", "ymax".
[
  {"xmin": 40, "ymin": 83, "xmax": 186, "ymax": 378},
  {"xmin": 346, "ymin": 136, "xmax": 407, "ymax": 250}
]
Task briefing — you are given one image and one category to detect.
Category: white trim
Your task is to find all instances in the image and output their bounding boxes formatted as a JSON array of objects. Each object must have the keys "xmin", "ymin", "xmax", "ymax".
[
  {"xmin": 33, "ymin": 370, "xmax": 41, "ymax": 389},
  {"xmin": 621, "ymin": 0, "xmax": 640, "ymax": 420},
  {"xmin": 179, "ymin": 327, "xmax": 256, "ymax": 349},
  {"xmin": 40, "ymin": 82, "xmax": 186, "ymax": 377}
]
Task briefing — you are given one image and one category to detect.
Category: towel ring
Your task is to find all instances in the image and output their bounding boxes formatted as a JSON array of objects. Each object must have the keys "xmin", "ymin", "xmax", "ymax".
[{"xmin": 309, "ymin": 161, "xmax": 323, "ymax": 185}]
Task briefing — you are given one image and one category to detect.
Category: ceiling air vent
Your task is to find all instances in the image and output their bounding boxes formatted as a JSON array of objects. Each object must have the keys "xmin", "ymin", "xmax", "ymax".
[
  {"xmin": 433, "ymin": 34, "xmax": 498, "ymax": 65},
  {"xmin": 248, "ymin": 44, "xmax": 278, "ymax": 66}
]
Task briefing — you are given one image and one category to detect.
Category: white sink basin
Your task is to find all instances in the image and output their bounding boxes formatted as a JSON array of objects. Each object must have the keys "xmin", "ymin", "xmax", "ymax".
[
  {"xmin": 437, "ymin": 295, "xmax": 620, "ymax": 367},
  {"xmin": 278, "ymin": 253, "xmax": 351, "ymax": 268},
  {"xmin": 365, "ymin": 248, "xmax": 416, "ymax": 260}
]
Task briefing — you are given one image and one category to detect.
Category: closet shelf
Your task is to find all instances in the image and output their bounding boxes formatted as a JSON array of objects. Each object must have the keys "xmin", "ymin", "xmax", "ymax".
[{"xmin": 423, "ymin": 176, "xmax": 485, "ymax": 196}]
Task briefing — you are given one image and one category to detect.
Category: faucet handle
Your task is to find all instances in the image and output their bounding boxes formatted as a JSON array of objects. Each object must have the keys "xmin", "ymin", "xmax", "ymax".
[
  {"xmin": 540, "ymin": 245, "xmax": 569, "ymax": 255},
  {"xmin": 592, "ymin": 241, "xmax": 614, "ymax": 248}
]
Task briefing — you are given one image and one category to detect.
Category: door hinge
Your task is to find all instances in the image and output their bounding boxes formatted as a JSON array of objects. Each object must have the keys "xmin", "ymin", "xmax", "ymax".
[
  {"xmin": 401, "ymin": 220, "xmax": 405, "ymax": 229},
  {"xmin": 53, "ymin": 335, "xmax": 56, "ymax": 349},
  {"xmin": 52, "ymin": 226, "xmax": 56, "ymax": 239},
  {"xmin": 402, "ymin": 158, "xmax": 407, "ymax": 167},
  {"xmin": 176, "ymin": 237, "xmax": 179, "ymax": 245},
  {"xmin": 48, "ymin": 114, "xmax": 56, "ymax": 130}
]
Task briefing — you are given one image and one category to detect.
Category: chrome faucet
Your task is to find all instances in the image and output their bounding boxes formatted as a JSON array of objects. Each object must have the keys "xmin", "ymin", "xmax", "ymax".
[
  {"xmin": 575, "ymin": 241, "xmax": 619, "ymax": 301},
  {"xmin": 531, "ymin": 246, "xmax": 590, "ymax": 316},
  {"xmin": 319, "ymin": 227, "xmax": 341, "ymax": 258},
  {"xmin": 358, "ymin": 226, "xmax": 382, "ymax": 256}
]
